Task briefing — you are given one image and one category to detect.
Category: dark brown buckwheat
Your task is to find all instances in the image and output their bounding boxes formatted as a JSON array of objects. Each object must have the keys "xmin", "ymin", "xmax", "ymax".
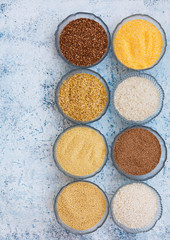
[{"xmin": 59, "ymin": 18, "xmax": 108, "ymax": 66}]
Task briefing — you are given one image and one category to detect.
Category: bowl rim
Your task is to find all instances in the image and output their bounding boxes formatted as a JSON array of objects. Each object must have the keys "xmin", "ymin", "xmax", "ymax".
[
  {"xmin": 53, "ymin": 124, "xmax": 109, "ymax": 179},
  {"xmin": 112, "ymin": 72, "xmax": 164, "ymax": 125},
  {"xmin": 54, "ymin": 180, "xmax": 109, "ymax": 234},
  {"xmin": 112, "ymin": 14, "xmax": 167, "ymax": 71},
  {"xmin": 55, "ymin": 68, "xmax": 110, "ymax": 124},
  {"xmin": 111, "ymin": 125, "xmax": 167, "ymax": 181},
  {"xmin": 55, "ymin": 11, "xmax": 111, "ymax": 68},
  {"xmin": 110, "ymin": 182, "xmax": 163, "ymax": 233}
]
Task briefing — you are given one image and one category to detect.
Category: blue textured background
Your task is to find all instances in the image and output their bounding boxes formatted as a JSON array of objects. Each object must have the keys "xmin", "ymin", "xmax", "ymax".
[{"xmin": 0, "ymin": 0, "xmax": 169, "ymax": 239}]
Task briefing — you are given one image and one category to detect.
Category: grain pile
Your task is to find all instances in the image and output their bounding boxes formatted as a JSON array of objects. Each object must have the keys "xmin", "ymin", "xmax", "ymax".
[
  {"xmin": 58, "ymin": 73, "xmax": 108, "ymax": 122},
  {"xmin": 113, "ymin": 127, "xmax": 161, "ymax": 175},
  {"xmin": 114, "ymin": 76, "xmax": 159, "ymax": 121},
  {"xmin": 55, "ymin": 126, "xmax": 106, "ymax": 176},
  {"xmin": 57, "ymin": 182, "xmax": 106, "ymax": 230},
  {"xmin": 112, "ymin": 183, "xmax": 159, "ymax": 229},
  {"xmin": 59, "ymin": 18, "xmax": 108, "ymax": 66},
  {"xmin": 114, "ymin": 19, "xmax": 163, "ymax": 69}
]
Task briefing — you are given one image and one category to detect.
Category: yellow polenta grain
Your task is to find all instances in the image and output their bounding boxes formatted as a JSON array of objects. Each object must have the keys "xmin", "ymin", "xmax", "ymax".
[
  {"xmin": 56, "ymin": 127, "xmax": 106, "ymax": 176},
  {"xmin": 58, "ymin": 73, "xmax": 107, "ymax": 122},
  {"xmin": 57, "ymin": 182, "xmax": 106, "ymax": 230},
  {"xmin": 114, "ymin": 19, "xmax": 163, "ymax": 69}
]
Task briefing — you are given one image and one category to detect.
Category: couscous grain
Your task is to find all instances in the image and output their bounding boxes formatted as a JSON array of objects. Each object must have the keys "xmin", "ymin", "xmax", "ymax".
[{"xmin": 58, "ymin": 73, "xmax": 107, "ymax": 122}]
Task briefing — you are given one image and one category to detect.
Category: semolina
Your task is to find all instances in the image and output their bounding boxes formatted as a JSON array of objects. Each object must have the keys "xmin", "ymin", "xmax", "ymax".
[
  {"xmin": 58, "ymin": 73, "xmax": 107, "ymax": 122},
  {"xmin": 56, "ymin": 182, "xmax": 106, "ymax": 230},
  {"xmin": 55, "ymin": 126, "xmax": 106, "ymax": 176},
  {"xmin": 114, "ymin": 19, "xmax": 163, "ymax": 69}
]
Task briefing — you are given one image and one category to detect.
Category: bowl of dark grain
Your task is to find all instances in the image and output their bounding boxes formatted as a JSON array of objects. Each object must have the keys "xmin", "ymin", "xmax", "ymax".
[
  {"xmin": 111, "ymin": 126, "xmax": 167, "ymax": 181},
  {"xmin": 55, "ymin": 12, "xmax": 110, "ymax": 68}
]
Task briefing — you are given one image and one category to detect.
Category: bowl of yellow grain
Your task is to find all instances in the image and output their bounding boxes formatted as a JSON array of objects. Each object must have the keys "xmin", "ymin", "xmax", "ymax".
[
  {"xmin": 112, "ymin": 14, "xmax": 167, "ymax": 70},
  {"xmin": 55, "ymin": 68, "xmax": 110, "ymax": 124},
  {"xmin": 54, "ymin": 181, "xmax": 109, "ymax": 234},
  {"xmin": 53, "ymin": 125, "xmax": 108, "ymax": 179}
]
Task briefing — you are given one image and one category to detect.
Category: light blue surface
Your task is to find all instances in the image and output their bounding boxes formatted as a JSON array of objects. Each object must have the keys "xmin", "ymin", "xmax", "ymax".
[{"xmin": 0, "ymin": 0, "xmax": 169, "ymax": 239}]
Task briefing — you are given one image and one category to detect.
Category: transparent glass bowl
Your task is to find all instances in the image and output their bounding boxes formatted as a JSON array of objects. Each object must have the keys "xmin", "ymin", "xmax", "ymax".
[
  {"xmin": 54, "ymin": 181, "xmax": 109, "ymax": 234},
  {"xmin": 53, "ymin": 125, "xmax": 108, "ymax": 179},
  {"xmin": 55, "ymin": 12, "xmax": 111, "ymax": 68},
  {"xmin": 112, "ymin": 14, "xmax": 167, "ymax": 70},
  {"xmin": 111, "ymin": 126, "xmax": 167, "ymax": 181},
  {"xmin": 110, "ymin": 182, "xmax": 162, "ymax": 233},
  {"xmin": 113, "ymin": 72, "xmax": 164, "ymax": 125},
  {"xmin": 55, "ymin": 68, "xmax": 110, "ymax": 124}
]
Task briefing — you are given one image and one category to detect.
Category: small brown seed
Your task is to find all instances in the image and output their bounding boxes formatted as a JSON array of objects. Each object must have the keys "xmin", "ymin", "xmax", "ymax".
[
  {"xmin": 59, "ymin": 18, "xmax": 108, "ymax": 66},
  {"xmin": 113, "ymin": 128, "xmax": 161, "ymax": 175}
]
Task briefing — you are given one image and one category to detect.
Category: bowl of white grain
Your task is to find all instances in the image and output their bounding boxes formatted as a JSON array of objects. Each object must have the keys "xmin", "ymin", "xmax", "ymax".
[
  {"xmin": 110, "ymin": 182, "xmax": 162, "ymax": 233},
  {"xmin": 113, "ymin": 72, "xmax": 164, "ymax": 125}
]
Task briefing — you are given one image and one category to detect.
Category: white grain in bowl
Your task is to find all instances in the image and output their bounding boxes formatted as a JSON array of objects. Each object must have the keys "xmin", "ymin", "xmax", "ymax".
[
  {"xmin": 114, "ymin": 76, "xmax": 160, "ymax": 122},
  {"xmin": 111, "ymin": 182, "xmax": 162, "ymax": 233}
]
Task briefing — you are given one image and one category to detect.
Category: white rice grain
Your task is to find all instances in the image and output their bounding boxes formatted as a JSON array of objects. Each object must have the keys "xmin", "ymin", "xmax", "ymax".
[
  {"xmin": 112, "ymin": 183, "xmax": 158, "ymax": 229},
  {"xmin": 114, "ymin": 77, "xmax": 159, "ymax": 121}
]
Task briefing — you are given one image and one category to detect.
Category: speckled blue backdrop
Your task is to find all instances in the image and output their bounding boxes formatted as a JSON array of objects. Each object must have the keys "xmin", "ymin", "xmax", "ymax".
[{"xmin": 0, "ymin": 0, "xmax": 169, "ymax": 239}]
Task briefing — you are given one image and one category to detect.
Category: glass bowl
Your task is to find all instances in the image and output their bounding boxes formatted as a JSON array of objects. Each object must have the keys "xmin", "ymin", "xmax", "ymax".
[
  {"xmin": 55, "ymin": 68, "xmax": 110, "ymax": 124},
  {"xmin": 113, "ymin": 72, "xmax": 164, "ymax": 125},
  {"xmin": 55, "ymin": 12, "xmax": 111, "ymax": 68},
  {"xmin": 112, "ymin": 14, "xmax": 167, "ymax": 70},
  {"xmin": 54, "ymin": 181, "xmax": 109, "ymax": 234},
  {"xmin": 111, "ymin": 126, "xmax": 167, "ymax": 181},
  {"xmin": 53, "ymin": 125, "xmax": 108, "ymax": 179},
  {"xmin": 110, "ymin": 182, "xmax": 162, "ymax": 233}
]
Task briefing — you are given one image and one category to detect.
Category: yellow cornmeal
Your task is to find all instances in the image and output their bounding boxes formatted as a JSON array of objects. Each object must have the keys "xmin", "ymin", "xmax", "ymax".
[
  {"xmin": 58, "ymin": 73, "xmax": 107, "ymax": 122},
  {"xmin": 56, "ymin": 182, "xmax": 106, "ymax": 230},
  {"xmin": 56, "ymin": 127, "xmax": 106, "ymax": 176},
  {"xmin": 114, "ymin": 19, "xmax": 163, "ymax": 69}
]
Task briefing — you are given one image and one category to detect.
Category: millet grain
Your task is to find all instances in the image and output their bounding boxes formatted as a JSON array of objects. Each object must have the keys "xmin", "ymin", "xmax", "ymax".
[{"xmin": 57, "ymin": 182, "xmax": 106, "ymax": 230}]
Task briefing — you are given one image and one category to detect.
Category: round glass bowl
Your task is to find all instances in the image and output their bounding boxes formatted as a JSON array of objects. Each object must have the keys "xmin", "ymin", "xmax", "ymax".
[
  {"xmin": 55, "ymin": 12, "xmax": 111, "ymax": 68},
  {"xmin": 111, "ymin": 126, "xmax": 167, "ymax": 181},
  {"xmin": 54, "ymin": 181, "xmax": 109, "ymax": 234},
  {"xmin": 112, "ymin": 14, "xmax": 167, "ymax": 70},
  {"xmin": 113, "ymin": 72, "xmax": 164, "ymax": 125},
  {"xmin": 53, "ymin": 125, "xmax": 108, "ymax": 179},
  {"xmin": 110, "ymin": 182, "xmax": 162, "ymax": 233},
  {"xmin": 55, "ymin": 68, "xmax": 110, "ymax": 124}
]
